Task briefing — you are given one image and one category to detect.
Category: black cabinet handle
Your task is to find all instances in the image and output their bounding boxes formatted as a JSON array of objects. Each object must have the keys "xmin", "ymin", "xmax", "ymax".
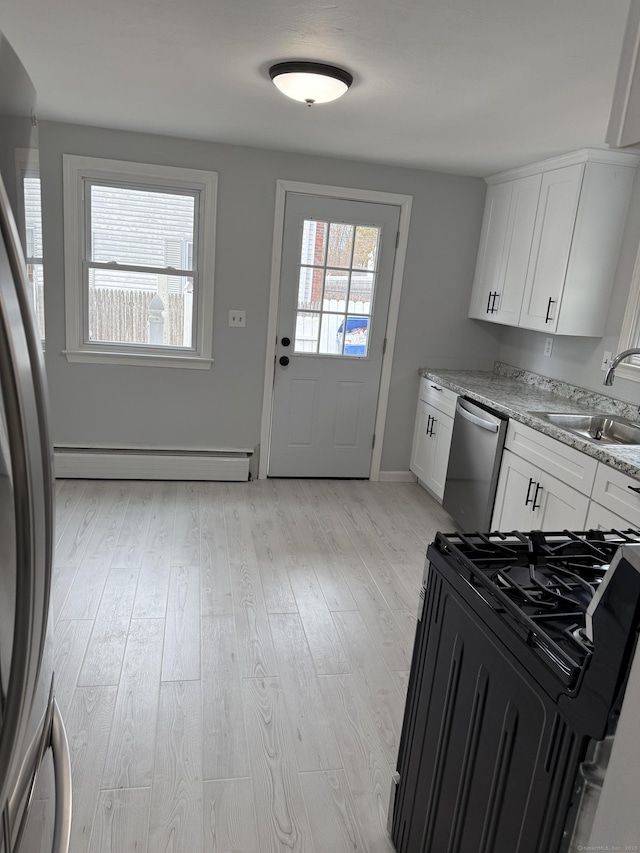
[
  {"xmin": 628, "ymin": 485, "xmax": 640, "ymax": 494},
  {"xmin": 430, "ymin": 385, "xmax": 442, "ymax": 391},
  {"xmin": 532, "ymin": 483, "xmax": 543, "ymax": 510},
  {"xmin": 429, "ymin": 417, "xmax": 437, "ymax": 437},
  {"xmin": 490, "ymin": 292, "xmax": 499, "ymax": 313},
  {"xmin": 545, "ymin": 298, "xmax": 556, "ymax": 324},
  {"xmin": 486, "ymin": 293, "xmax": 493, "ymax": 314},
  {"xmin": 425, "ymin": 415, "xmax": 432, "ymax": 435},
  {"xmin": 525, "ymin": 477, "xmax": 535, "ymax": 506}
]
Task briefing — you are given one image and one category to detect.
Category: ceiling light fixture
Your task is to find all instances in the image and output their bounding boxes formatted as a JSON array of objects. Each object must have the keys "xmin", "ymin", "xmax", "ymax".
[{"xmin": 269, "ymin": 61, "xmax": 353, "ymax": 106}]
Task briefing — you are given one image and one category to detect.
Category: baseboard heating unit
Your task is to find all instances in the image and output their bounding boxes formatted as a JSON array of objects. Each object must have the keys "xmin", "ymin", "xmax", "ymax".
[{"xmin": 54, "ymin": 446, "xmax": 252, "ymax": 481}]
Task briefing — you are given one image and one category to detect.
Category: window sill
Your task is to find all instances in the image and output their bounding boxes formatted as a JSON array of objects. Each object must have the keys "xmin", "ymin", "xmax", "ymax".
[{"xmin": 63, "ymin": 349, "xmax": 214, "ymax": 369}]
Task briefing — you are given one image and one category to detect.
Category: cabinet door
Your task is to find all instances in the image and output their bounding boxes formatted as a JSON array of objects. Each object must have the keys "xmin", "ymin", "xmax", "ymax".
[
  {"xmin": 535, "ymin": 469, "xmax": 589, "ymax": 531},
  {"xmin": 519, "ymin": 164, "xmax": 584, "ymax": 332},
  {"xmin": 492, "ymin": 450, "xmax": 540, "ymax": 531},
  {"xmin": 427, "ymin": 410, "xmax": 453, "ymax": 500},
  {"xmin": 468, "ymin": 181, "xmax": 512, "ymax": 321},
  {"xmin": 410, "ymin": 399, "xmax": 432, "ymax": 484},
  {"xmin": 497, "ymin": 174, "xmax": 541, "ymax": 325}
]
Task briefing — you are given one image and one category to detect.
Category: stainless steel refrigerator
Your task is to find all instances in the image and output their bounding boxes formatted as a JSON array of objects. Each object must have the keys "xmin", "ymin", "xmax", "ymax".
[{"xmin": 0, "ymin": 31, "xmax": 72, "ymax": 853}]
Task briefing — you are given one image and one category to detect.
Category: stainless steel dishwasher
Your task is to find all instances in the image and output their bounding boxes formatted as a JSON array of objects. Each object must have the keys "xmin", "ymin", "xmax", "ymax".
[{"xmin": 442, "ymin": 396, "xmax": 508, "ymax": 531}]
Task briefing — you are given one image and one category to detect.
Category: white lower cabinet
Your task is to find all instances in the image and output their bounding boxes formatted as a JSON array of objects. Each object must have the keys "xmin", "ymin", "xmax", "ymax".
[
  {"xmin": 492, "ymin": 449, "xmax": 589, "ymax": 531},
  {"xmin": 410, "ymin": 381, "xmax": 455, "ymax": 501},
  {"xmin": 590, "ymin": 463, "xmax": 640, "ymax": 528},
  {"xmin": 585, "ymin": 501, "xmax": 632, "ymax": 531}
]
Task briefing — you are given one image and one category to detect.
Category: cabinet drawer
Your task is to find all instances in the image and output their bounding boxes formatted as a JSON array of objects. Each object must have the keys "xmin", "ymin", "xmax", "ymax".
[
  {"xmin": 592, "ymin": 464, "xmax": 640, "ymax": 527},
  {"xmin": 585, "ymin": 500, "xmax": 635, "ymax": 532},
  {"xmin": 419, "ymin": 379, "xmax": 457, "ymax": 418},
  {"xmin": 505, "ymin": 420, "xmax": 597, "ymax": 495}
]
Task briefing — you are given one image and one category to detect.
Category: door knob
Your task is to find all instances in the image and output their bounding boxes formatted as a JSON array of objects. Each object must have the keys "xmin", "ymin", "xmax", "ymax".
[
  {"xmin": 279, "ymin": 356, "xmax": 290, "ymax": 366},
  {"xmin": 281, "ymin": 336, "xmax": 291, "ymax": 347}
]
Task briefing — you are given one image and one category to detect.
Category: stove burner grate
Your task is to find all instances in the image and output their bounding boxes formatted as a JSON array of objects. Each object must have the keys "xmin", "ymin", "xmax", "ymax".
[{"xmin": 434, "ymin": 527, "xmax": 640, "ymax": 684}]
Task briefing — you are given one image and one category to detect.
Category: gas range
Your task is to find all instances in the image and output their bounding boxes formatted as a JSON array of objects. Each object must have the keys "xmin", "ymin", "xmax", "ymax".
[
  {"xmin": 391, "ymin": 527, "xmax": 640, "ymax": 853},
  {"xmin": 431, "ymin": 528, "xmax": 640, "ymax": 735}
]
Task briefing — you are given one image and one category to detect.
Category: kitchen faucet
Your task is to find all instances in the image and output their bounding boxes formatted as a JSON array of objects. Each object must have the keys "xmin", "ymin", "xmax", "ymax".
[{"xmin": 603, "ymin": 348, "xmax": 640, "ymax": 385}]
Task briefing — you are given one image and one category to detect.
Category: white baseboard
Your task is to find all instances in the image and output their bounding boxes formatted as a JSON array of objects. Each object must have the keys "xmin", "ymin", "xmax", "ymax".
[
  {"xmin": 378, "ymin": 470, "xmax": 418, "ymax": 482},
  {"xmin": 54, "ymin": 447, "xmax": 251, "ymax": 481}
]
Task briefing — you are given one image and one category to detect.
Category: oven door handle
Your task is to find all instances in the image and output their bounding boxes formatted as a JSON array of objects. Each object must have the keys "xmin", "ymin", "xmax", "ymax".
[{"xmin": 455, "ymin": 400, "xmax": 499, "ymax": 432}]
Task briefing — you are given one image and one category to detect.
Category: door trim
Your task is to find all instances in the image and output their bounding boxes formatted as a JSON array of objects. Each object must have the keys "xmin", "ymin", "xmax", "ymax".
[{"xmin": 259, "ymin": 180, "xmax": 412, "ymax": 480}]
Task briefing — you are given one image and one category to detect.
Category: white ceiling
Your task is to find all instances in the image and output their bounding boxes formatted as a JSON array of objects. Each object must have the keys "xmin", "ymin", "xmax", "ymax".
[{"xmin": 0, "ymin": 0, "xmax": 632, "ymax": 176}]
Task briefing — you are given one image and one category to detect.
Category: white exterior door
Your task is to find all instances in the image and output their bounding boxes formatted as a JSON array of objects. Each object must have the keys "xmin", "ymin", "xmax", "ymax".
[{"xmin": 268, "ymin": 193, "xmax": 400, "ymax": 478}]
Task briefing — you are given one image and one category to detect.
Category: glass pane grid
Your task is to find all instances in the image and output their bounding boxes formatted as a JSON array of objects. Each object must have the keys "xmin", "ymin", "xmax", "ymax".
[
  {"xmin": 89, "ymin": 183, "xmax": 196, "ymax": 270},
  {"xmin": 294, "ymin": 219, "xmax": 380, "ymax": 357},
  {"xmin": 87, "ymin": 268, "xmax": 193, "ymax": 348}
]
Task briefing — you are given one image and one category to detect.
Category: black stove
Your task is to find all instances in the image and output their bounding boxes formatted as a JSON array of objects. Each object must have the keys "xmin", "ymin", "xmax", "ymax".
[
  {"xmin": 391, "ymin": 527, "xmax": 640, "ymax": 853},
  {"xmin": 432, "ymin": 528, "xmax": 640, "ymax": 698}
]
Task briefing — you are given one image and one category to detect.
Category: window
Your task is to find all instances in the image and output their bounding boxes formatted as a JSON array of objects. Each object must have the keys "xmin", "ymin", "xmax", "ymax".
[
  {"xmin": 63, "ymin": 155, "xmax": 217, "ymax": 368},
  {"xmin": 614, "ymin": 240, "xmax": 640, "ymax": 382},
  {"xmin": 295, "ymin": 219, "xmax": 380, "ymax": 357},
  {"xmin": 15, "ymin": 149, "xmax": 45, "ymax": 341}
]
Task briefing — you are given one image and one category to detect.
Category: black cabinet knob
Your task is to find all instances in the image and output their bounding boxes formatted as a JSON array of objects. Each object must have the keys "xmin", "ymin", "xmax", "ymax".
[
  {"xmin": 281, "ymin": 336, "xmax": 291, "ymax": 347},
  {"xmin": 279, "ymin": 356, "xmax": 290, "ymax": 366}
]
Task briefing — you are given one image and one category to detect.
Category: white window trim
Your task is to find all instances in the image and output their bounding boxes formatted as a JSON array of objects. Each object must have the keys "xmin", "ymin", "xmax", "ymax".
[
  {"xmin": 613, "ymin": 239, "xmax": 640, "ymax": 382},
  {"xmin": 62, "ymin": 155, "xmax": 217, "ymax": 369}
]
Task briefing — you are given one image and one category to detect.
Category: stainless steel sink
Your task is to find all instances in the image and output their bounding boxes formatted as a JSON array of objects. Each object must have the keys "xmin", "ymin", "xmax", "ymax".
[{"xmin": 528, "ymin": 411, "xmax": 640, "ymax": 445}]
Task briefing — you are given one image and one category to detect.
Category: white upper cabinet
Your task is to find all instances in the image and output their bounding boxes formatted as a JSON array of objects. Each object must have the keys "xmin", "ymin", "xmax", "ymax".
[
  {"xmin": 468, "ymin": 149, "xmax": 639, "ymax": 336},
  {"xmin": 469, "ymin": 175, "xmax": 540, "ymax": 326},
  {"xmin": 607, "ymin": 0, "xmax": 640, "ymax": 148}
]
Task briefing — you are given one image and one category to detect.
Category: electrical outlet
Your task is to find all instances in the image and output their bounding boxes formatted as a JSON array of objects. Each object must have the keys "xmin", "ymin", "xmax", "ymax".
[
  {"xmin": 229, "ymin": 310, "xmax": 246, "ymax": 327},
  {"xmin": 602, "ymin": 351, "xmax": 613, "ymax": 371},
  {"xmin": 544, "ymin": 337, "xmax": 553, "ymax": 357}
]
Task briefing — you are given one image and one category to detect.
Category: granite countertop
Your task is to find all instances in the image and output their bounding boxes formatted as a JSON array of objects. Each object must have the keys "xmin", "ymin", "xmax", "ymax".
[{"xmin": 418, "ymin": 363, "xmax": 640, "ymax": 479}]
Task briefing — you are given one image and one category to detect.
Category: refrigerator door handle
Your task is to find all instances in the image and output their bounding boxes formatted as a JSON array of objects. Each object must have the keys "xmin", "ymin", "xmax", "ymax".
[{"xmin": 50, "ymin": 700, "xmax": 72, "ymax": 853}]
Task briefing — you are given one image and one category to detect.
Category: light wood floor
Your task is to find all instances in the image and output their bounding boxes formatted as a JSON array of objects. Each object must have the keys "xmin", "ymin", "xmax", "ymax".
[{"xmin": 52, "ymin": 477, "xmax": 453, "ymax": 853}]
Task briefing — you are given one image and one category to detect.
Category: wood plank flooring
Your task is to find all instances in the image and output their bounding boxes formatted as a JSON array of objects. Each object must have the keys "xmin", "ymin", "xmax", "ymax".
[{"xmin": 52, "ymin": 478, "xmax": 453, "ymax": 852}]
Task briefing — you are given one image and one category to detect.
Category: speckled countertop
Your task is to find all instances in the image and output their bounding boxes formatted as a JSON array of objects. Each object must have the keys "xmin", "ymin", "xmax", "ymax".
[{"xmin": 419, "ymin": 362, "xmax": 640, "ymax": 479}]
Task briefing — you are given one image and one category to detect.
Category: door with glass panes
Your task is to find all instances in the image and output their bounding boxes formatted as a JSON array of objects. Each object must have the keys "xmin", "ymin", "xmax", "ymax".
[{"xmin": 268, "ymin": 193, "xmax": 400, "ymax": 477}]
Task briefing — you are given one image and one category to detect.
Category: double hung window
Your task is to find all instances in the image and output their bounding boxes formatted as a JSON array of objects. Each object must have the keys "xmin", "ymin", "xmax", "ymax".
[
  {"xmin": 63, "ymin": 155, "xmax": 217, "ymax": 368},
  {"xmin": 15, "ymin": 149, "xmax": 45, "ymax": 341}
]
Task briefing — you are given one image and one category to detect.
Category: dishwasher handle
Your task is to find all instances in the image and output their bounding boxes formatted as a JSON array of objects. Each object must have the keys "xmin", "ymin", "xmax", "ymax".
[{"xmin": 455, "ymin": 399, "xmax": 500, "ymax": 433}]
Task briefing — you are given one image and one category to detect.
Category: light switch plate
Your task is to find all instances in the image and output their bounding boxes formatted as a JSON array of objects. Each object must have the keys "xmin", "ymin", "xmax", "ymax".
[
  {"xmin": 229, "ymin": 310, "xmax": 246, "ymax": 327},
  {"xmin": 544, "ymin": 337, "xmax": 553, "ymax": 357}
]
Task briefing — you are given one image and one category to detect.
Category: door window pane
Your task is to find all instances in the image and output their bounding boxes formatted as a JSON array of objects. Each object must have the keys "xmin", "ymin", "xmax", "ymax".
[
  {"xmin": 295, "ymin": 311, "xmax": 320, "ymax": 353},
  {"xmin": 319, "ymin": 313, "xmax": 343, "ymax": 354},
  {"xmin": 323, "ymin": 269, "xmax": 349, "ymax": 309},
  {"xmin": 348, "ymin": 272, "xmax": 375, "ymax": 313},
  {"xmin": 327, "ymin": 223, "xmax": 355, "ymax": 268},
  {"xmin": 300, "ymin": 220, "xmax": 327, "ymax": 266},
  {"xmin": 88, "ymin": 268, "xmax": 193, "ymax": 348},
  {"xmin": 352, "ymin": 226, "xmax": 380, "ymax": 270},
  {"xmin": 297, "ymin": 267, "xmax": 324, "ymax": 310},
  {"xmin": 342, "ymin": 316, "xmax": 369, "ymax": 357}
]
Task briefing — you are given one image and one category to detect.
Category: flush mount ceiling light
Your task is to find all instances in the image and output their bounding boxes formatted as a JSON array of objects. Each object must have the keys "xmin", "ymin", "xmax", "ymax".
[{"xmin": 269, "ymin": 61, "xmax": 353, "ymax": 106}]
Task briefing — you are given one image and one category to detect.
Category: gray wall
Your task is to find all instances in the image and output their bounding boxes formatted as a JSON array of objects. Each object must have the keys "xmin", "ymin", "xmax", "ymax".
[
  {"xmin": 40, "ymin": 120, "xmax": 501, "ymax": 472},
  {"xmin": 497, "ymin": 167, "xmax": 640, "ymax": 405}
]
